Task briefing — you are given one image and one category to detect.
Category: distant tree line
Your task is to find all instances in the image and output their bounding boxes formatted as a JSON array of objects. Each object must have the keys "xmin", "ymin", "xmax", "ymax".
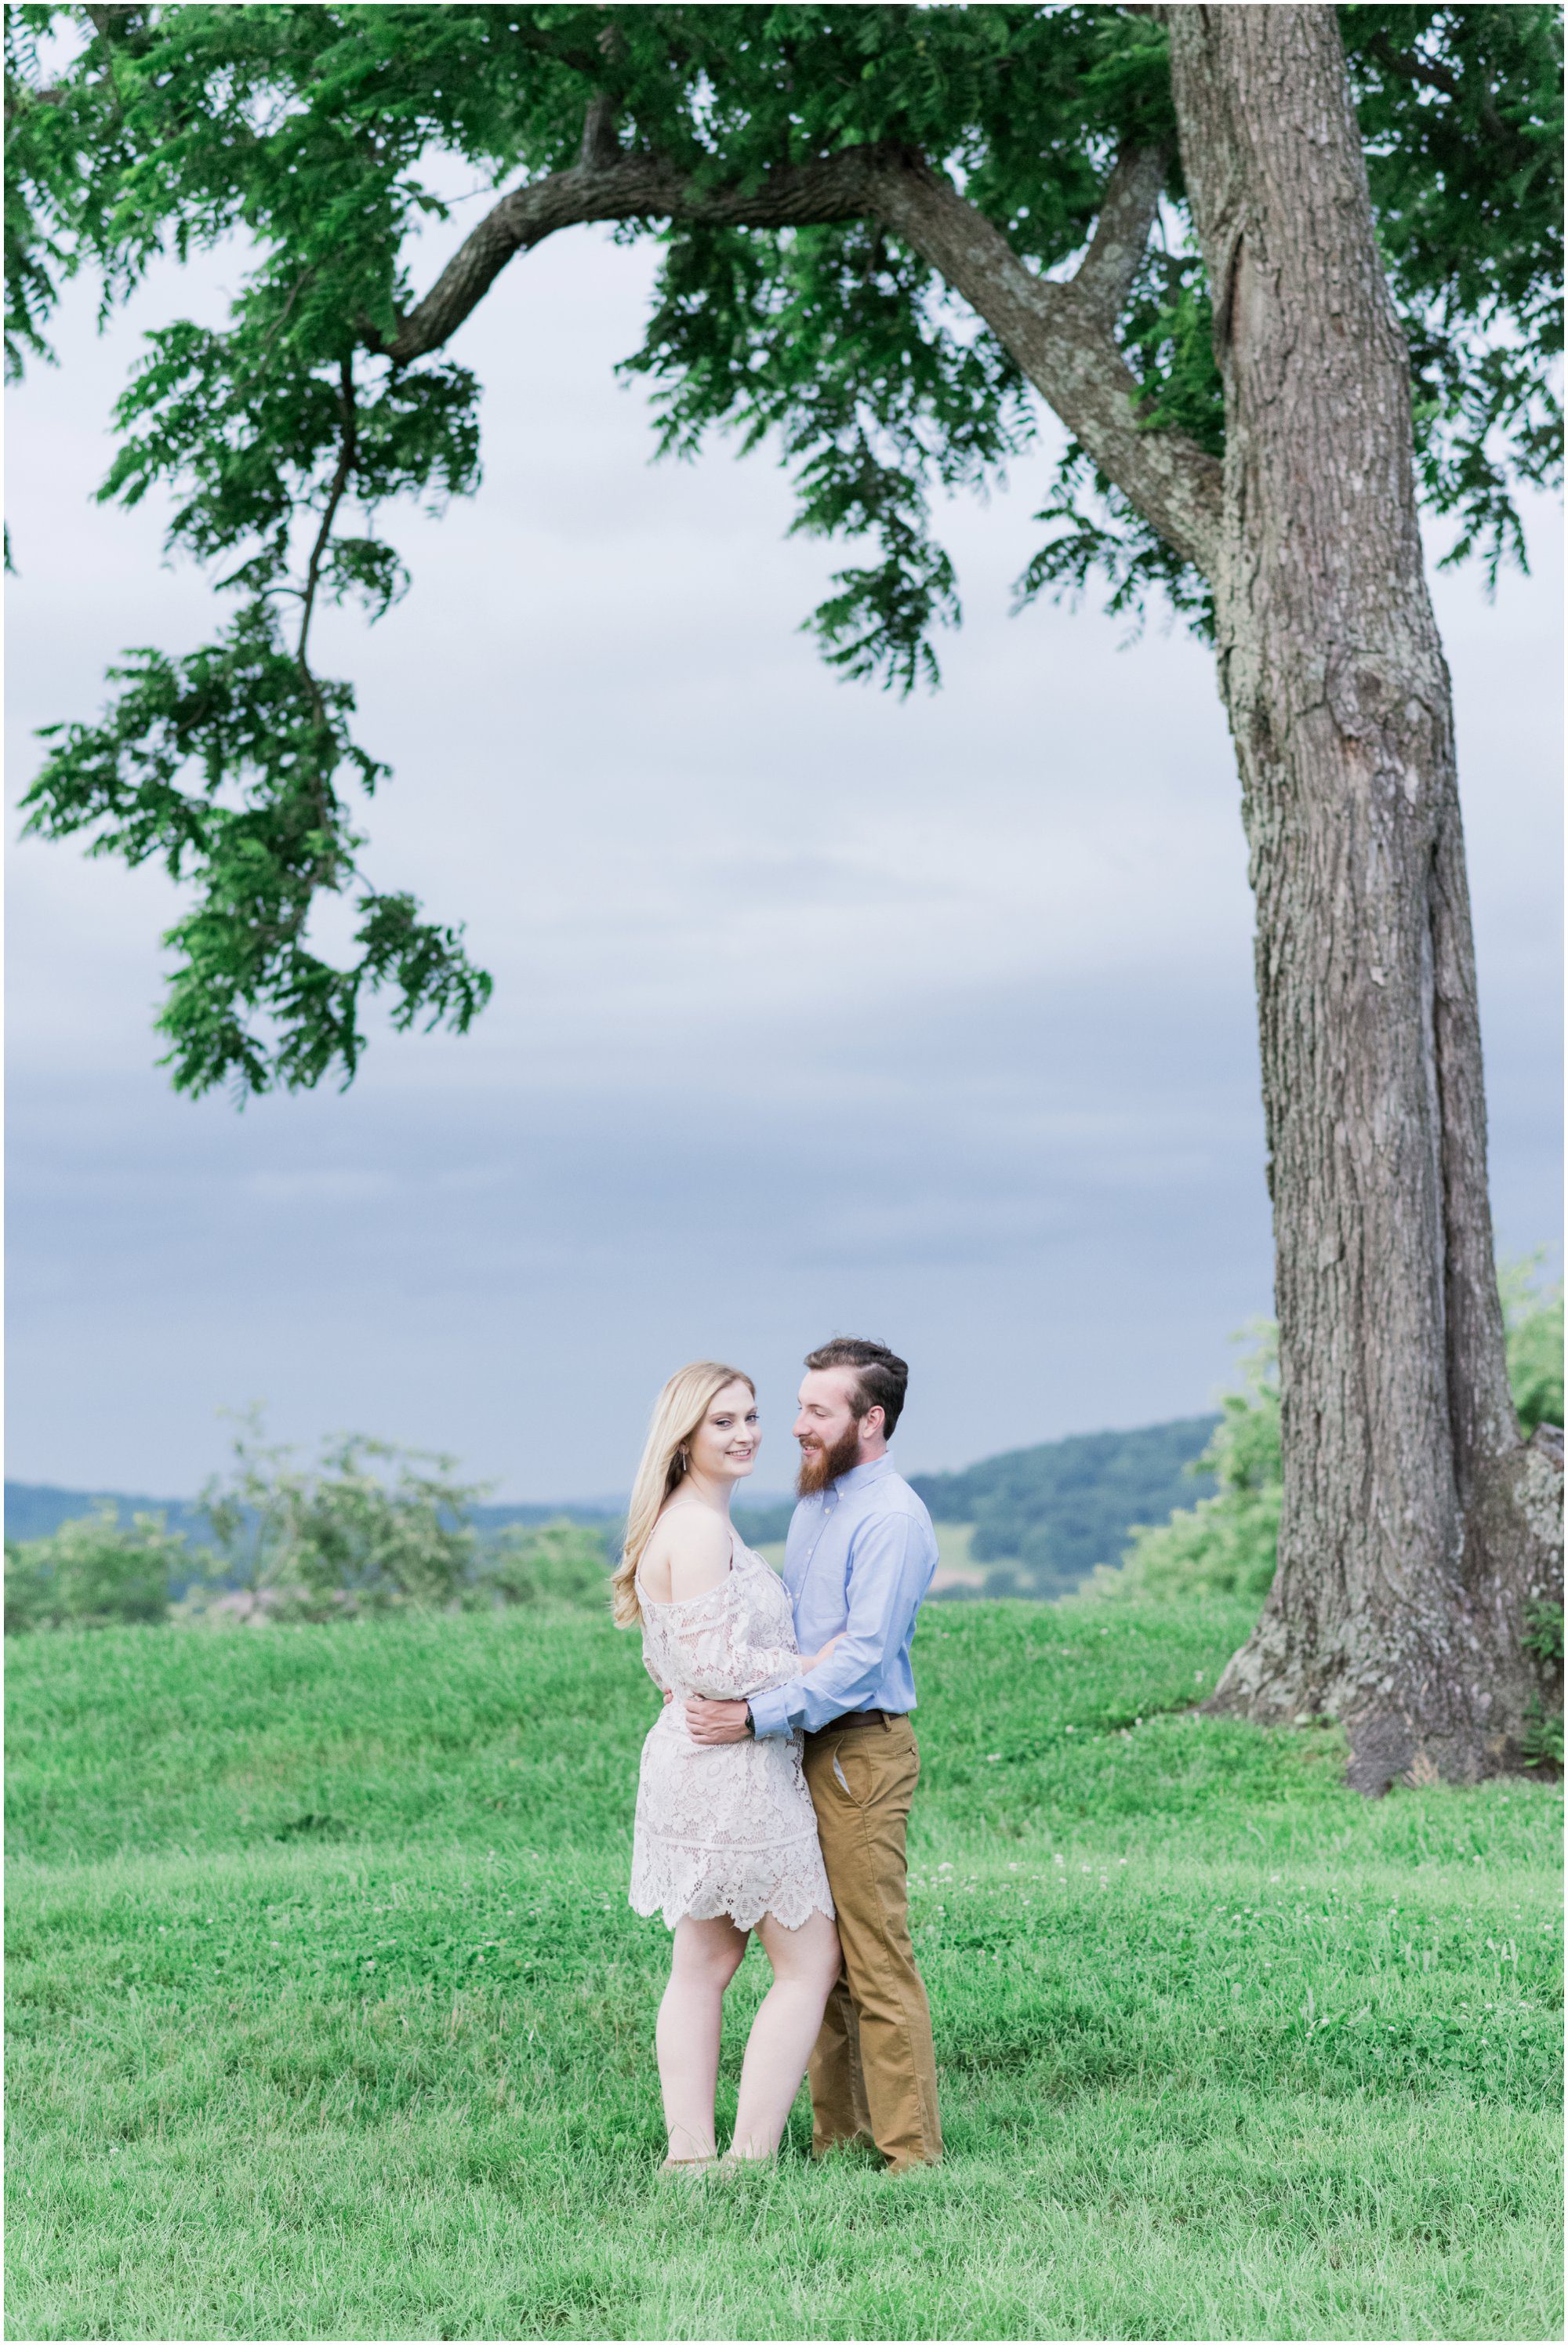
[
  {"xmin": 5, "ymin": 1418, "xmax": 608, "ymax": 1633},
  {"xmin": 910, "ymin": 1418, "xmax": 1221, "ymax": 1597}
]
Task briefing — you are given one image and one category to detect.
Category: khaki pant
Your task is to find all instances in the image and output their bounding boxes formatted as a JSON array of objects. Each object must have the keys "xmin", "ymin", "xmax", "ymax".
[{"xmin": 801, "ymin": 1713, "xmax": 942, "ymax": 2171}]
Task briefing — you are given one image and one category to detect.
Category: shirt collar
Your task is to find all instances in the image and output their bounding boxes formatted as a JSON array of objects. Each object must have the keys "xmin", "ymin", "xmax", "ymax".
[{"xmin": 831, "ymin": 1454, "xmax": 895, "ymax": 1497}]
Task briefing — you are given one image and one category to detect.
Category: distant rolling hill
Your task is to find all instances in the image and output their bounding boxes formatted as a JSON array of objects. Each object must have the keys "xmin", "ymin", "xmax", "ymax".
[
  {"xmin": 909, "ymin": 1417, "xmax": 1219, "ymax": 1596},
  {"xmin": 4, "ymin": 1483, "xmax": 212, "ymax": 1545},
  {"xmin": 6, "ymin": 1414, "xmax": 1217, "ymax": 1602},
  {"xmin": 2, "ymin": 1485, "xmax": 626, "ymax": 1606},
  {"xmin": 2, "ymin": 1484, "xmax": 617, "ymax": 1552}
]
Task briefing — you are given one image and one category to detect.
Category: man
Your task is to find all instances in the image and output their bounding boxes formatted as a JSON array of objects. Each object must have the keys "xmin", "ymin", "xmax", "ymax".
[{"xmin": 685, "ymin": 1337, "xmax": 942, "ymax": 2172}]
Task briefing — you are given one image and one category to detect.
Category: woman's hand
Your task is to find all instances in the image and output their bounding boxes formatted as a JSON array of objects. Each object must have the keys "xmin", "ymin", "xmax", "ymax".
[{"xmin": 800, "ymin": 1632, "xmax": 844, "ymax": 1672}]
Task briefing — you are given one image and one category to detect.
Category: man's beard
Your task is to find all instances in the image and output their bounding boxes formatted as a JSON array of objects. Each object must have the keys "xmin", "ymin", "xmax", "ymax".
[{"xmin": 796, "ymin": 1423, "xmax": 863, "ymax": 1497}]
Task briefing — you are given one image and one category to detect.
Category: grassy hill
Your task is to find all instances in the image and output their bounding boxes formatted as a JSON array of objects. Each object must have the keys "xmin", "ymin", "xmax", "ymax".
[{"xmin": 6, "ymin": 1600, "xmax": 1559, "ymax": 2340}]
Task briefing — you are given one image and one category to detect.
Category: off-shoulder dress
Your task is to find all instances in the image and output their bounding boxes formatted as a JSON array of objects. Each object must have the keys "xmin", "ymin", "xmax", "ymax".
[{"xmin": 630, "ymin": 1535, "xmax": 835, "ymax": 1933}]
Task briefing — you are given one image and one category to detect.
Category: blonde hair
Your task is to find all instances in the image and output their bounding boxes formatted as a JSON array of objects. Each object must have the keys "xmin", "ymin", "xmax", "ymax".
[{"xmin": 612, "ymin": 1361, "xmax": 755, "ymax": 1628}]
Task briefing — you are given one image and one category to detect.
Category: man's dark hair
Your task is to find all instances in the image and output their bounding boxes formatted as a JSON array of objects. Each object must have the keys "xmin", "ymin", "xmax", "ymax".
[{"xmin": 804, "ymin": 1338, "xmax": 909, "ymax": 1439}]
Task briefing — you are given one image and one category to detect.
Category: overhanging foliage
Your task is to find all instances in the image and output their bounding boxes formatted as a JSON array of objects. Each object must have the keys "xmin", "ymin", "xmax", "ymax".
[{"xmin": 7, "ymin": 3, "xmax": 1561, "ymax": 1091}]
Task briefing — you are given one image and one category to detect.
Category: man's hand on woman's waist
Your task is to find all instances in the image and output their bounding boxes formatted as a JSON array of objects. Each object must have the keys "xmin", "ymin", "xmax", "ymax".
[
  {"xmin": 685, "ymin": 1697, "xmax": 752, "ymax": 1744},
  {"xmin": 662, "ymin": 1685, "xmax": 751, "ymax": 1743}
]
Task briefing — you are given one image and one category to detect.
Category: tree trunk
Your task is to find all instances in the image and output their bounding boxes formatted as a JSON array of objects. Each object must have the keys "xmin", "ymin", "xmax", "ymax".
[{"xmin": 1163, "ymin": 3, "xmax": 1561, "ymax": 1789}]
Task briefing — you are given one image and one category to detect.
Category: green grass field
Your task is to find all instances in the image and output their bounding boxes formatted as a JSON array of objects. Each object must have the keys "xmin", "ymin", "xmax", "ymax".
[{"xmin": 6, "ymin": 1599, "xmax": 1562, "ymax": 2341}]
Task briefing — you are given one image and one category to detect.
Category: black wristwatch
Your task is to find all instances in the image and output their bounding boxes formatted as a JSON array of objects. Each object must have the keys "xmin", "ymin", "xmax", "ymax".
[{"xmin": 743, "ymin": 1704, "xmax": 755, "ymax": 1737}]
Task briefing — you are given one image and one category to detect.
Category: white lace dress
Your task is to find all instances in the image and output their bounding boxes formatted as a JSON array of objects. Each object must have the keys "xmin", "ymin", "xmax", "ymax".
[{"xmin": 630, "ymin": 1539, "xmax": 835, "ymax": 1933}]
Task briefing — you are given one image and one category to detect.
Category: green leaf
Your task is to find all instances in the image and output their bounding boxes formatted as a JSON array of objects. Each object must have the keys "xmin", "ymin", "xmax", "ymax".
[
  {"xmin": 9, "ymin": 2, "xmax": 1559, "ymax": 1087},
  {"xmin": 22, "ymin": 600, "xmax": 490, "ymax": 1096}
]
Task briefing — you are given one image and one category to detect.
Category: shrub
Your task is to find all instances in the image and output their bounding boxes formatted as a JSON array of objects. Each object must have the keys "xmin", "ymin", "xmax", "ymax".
[
  {"xmin": 1501, "ymin": 1257, "xmax": 1564, "ymax": 1434},
  {"xmin": 471, "ymin": 1519, "xmax": 609, "ymax": 1609},
  {"xmin": 187, "ymin": 1418, "xmax": 486, "ymax": 1621},
  {"xmin": 4, "ymin": 1505, "xmax": 189, "ymax": 1632},
  {"xmin": 1519, "ymin": 1599, "xmax": 1565, "ymax": 1770},
  {"xmin": 182, "ymin": 1419, "xmax": 611, "ymax": 1621}
]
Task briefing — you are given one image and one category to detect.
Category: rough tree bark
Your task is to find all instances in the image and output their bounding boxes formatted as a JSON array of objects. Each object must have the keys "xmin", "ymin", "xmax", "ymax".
[
  {"xmin": 1163, "ymin": 3, "xmax": 1561, "ymax": 1789},
  {"xmin": 350, "ymin": 3, "xmax": 1560, "ymax": 1785}
]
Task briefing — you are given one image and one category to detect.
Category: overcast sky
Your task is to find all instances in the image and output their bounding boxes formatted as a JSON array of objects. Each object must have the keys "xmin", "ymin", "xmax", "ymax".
[{"xmin": 7, "ymin": 216, "xmax": 1562, "ymax": 1502}]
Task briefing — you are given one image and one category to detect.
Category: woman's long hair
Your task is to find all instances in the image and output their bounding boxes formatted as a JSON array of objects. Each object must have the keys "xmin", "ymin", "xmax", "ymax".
[{"xmin": 612, "ymin": 1361, "xmax": 755, "ymax": 1628}]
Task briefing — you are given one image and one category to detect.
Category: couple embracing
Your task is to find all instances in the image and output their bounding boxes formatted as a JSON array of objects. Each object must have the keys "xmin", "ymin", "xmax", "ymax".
[{"xmin": 612, "ymin": 1338, "xmax": 942, "ymax": 2177}]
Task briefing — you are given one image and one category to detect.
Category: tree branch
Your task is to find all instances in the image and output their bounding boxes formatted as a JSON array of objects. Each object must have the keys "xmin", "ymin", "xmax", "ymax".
[
  {"xmin": 82, "ymin": 5, "xmax": 143, "ymax": 41},
  {"xmin": 298, "ymin": 359, "xmax": 358, "ymax": 711},
  {"xmin": 370, "ymin": 141, "xmax": 1222, "ymax": 579},
  {"xmin": 370, "ymin": 146, "xmax": 893, "ymax": 365},
  {"xmin": 81, "ymin": 5, "xmax": 154, "ymax": 57},
  {"xmin": 873, "ymin": 153, "xmax": 1221, "ymax": 576},
  {"xmin": 1070, "ymin": 143, "xmax": 1168, "ymax": 326},
  {"xmin": 578, "ymin": 92, "xmax": 620, "ymax": 170},
  {"xmin": 1364, "ymin": 29, "xmax": 1526, "ymax": 162}
]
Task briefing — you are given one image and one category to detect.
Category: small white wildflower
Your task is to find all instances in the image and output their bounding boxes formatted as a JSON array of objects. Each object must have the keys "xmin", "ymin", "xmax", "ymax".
[
  {"xmin": 1118, "ymin": 1857, "xmax": 1128, "ymax": 1865},
  {"xmin": 985, "ymin": 1753, "xmax": 1002, "ymax": 1764},
  {"xmin": 1053, "ymin": 1854, "xmax": 1065, "ymax": 1868}
]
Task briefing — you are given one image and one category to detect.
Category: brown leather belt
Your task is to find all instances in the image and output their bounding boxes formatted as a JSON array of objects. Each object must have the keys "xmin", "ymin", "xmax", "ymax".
[{"xmin": 808, "ymin": 1708, "xmax": 894, "ymax": 1734}]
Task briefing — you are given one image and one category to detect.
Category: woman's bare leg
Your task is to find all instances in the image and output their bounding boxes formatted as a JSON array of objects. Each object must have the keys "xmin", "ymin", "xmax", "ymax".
[
  {"xmin": 729, "ymin": 1911, "xmax": 842, "ymax": 2160},
  {"xmin": 655, "ymin": 1915, "xmax": 748, "ymax": 2160}
]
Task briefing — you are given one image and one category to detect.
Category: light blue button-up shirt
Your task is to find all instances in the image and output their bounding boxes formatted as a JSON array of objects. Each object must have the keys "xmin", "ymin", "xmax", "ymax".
[{"xmin": 746, "ymin": 1454, "xmax": 939, "ymax": 1740}]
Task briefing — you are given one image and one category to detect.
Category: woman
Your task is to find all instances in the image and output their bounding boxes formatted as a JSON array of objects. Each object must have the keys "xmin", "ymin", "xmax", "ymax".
[{"xmin": 615, "ymin": 1360, "xmax": 842, "ymax": 2175}]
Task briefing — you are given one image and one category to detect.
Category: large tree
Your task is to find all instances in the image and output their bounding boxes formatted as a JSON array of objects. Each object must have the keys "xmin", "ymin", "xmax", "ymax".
[{"xmin": 9, "ymin": 3, "xmax": 1562, "ymax": 1784}]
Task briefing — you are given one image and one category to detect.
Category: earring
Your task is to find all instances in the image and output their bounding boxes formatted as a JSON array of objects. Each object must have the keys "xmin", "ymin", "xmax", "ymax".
[{"xmin": 675, "ymin": 1448, "xmax": 688, "ymax": 1475}]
